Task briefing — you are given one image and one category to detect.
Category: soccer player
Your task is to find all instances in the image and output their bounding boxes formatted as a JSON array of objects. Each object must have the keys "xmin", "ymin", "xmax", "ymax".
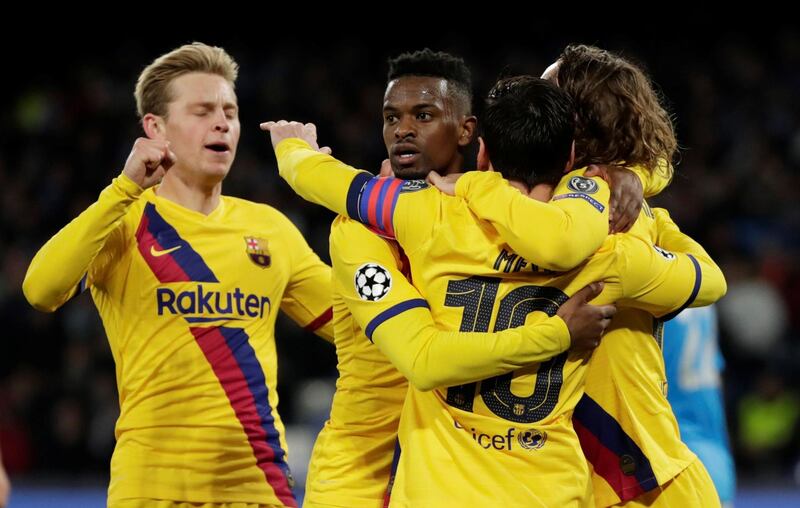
[
  {"xmin": 664, "ymin": 306, "xmax": 736, "ymax": 507},
  {"xmin": 542, "ymin": 44, "xmax": 675, "ymax": 209},
  {"xmin": 535, "ymin": 44, "xmax": 721, "ymax": 508},
  {"xmin": 22, "ymin": 43, "xmax": 335, "ymax": 508},
  {"xmin": 266, "ymin": 75, "xmax": 726, "ymax": 506},
  {"xmin": 436, "ymin": 45, "xmax": 719, "ymax": 507},
  {"xmin": 300, "ymin": 50, "xmax": 618, "ymax": 508}
]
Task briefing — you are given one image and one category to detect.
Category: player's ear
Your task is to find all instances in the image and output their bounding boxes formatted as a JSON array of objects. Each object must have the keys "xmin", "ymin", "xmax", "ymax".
[
  {"xmin": 142, "ymin": 113, "xmax": 166, "ymax": 141},
  {"xmin": 458, "ymin": 115, "xmax": 477, "ymax": 148},
  {"xmin": 564, "ymin": 140, "xmax": 576, "ymax": 173},
  {"xmin": 477, "ymin": 137, "xmax": 491, "ymax": 171}
]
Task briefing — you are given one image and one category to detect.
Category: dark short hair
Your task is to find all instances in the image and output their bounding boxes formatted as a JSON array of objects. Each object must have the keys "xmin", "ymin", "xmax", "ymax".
[
  {"xmin": 482, "ymin": 75, "xmax": 575, "ymax": 186},
  {"xmin": 387, "ymin": 48, "xmax": 472, "ymax": 115}
]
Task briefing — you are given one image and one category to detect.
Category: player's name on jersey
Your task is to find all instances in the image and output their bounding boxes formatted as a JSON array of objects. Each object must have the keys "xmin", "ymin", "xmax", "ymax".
[
  {"xmin": 156, "ymin": 285, "xmax": 271, "ymax": 320},
  {"xmin": 494, "ymin": 249, "xmax": 558, "ymax": 275}
]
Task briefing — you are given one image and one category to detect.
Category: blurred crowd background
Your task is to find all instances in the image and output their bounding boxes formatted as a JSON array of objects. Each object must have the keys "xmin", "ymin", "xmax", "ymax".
[{"xmin": 1, "ymin": 26, "xmax": 798, "ymax": 499}]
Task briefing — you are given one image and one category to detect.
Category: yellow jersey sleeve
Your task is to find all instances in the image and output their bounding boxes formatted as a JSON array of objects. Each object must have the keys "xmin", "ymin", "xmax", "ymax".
[
  {"xmin": 23, "ymin": 173, "xmax": 141, "ymax": 312},
  {"xmin": 608, "ymin": 220, "xmax": 726, "ymax": 319},
  {"xmin": 276, "ymin": 138, "xmax": 371, "ymax": 219},
  {"xmin": 275, "ymin": 137, "xmax": 438, "ymax": 254},
  {"xmin": 331, "ymin": 217, "xmax": 571, "ymax": 391},
  {"xmin": 652, "ymin": 207, "xmax": 727, "ymax": 310},
  {"xmin": 454, "ymin": 169, "xmax": 609, "ymax": 271},
  {"xmin": 628, "ymin": 159, "xmax": 673, "ymax": 198},
  {"xmin": 273, "ymin": 212, "xmax": 334, "ymax": 342}
]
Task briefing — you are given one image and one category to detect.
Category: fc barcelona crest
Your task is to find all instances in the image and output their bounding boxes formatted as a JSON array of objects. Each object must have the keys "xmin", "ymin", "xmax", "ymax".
[{"xmin": 245, "ymin": 237, "xmax": 271, "ymax": 268}]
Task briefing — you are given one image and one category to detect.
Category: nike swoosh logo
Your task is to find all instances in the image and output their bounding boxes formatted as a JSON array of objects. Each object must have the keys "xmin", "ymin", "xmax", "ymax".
[{"xmin": 150, "ymin": 245, "xmax": 181, "ymax": 257}]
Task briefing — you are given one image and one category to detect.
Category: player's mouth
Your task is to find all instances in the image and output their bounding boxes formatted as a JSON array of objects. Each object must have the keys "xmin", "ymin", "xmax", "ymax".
[
  {"xmin": 391, "ymin": 143, "xmax": 420, "ymax": 167},
  {"xmin": 205, "ymin": 142, "xmax": 231, "ymax": 155}
]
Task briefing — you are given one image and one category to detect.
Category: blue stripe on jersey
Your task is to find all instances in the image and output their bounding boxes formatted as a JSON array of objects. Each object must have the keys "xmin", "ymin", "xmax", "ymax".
[
  {"xmin": 373, "ymin": 177, "xmax": 394, "ymax": 231},
  {"xmin": 574, "ymin": 395, "xmax": 659, "ymax": 492},
  {"xmin": 662, "ymin": 254, "xmax": 702, "ymax": 321},
  {"xmin": 383, "ymin": 179, "xmax": 404, "ymax": 237},
  {"xmin": 365, "ymin": 299, "xmax": 429, "ymax": 341},
  {"xmin": 219, "ymin": 326, "xmax": 291, "ymax": 477},
  {"xmin": 77, "ymin": 273, "xmax": 88, "ymax": 294},
  {"xmin": 143, "ymin": 203, "xmax": 219, "ymax": 283},
  {"xmin": 384, "ymin": 439, "xmax": 402, "ymax": 504},
  {"xmin": 346, "ymin": 172, "xmax": 373, "ymax": 221},
  {"xmin": 358, "ymin": 177, "xmax": 379, "ymax": 225}
]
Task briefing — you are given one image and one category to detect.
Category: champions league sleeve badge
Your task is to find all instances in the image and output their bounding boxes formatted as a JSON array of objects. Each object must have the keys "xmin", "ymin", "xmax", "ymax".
[
  {"xmin": 245, "ymin": 237, "xmax": 271, "ymax": 268},
  {"xmin": 553, "ymin": 175, "xmax": 605, "ymax": 212},
  {"xmin": 354, "ymin": 263, "xmax": 392, "ymax": 301},
  {"xmin": 653, "ymin": 245, "xmax": 677, "ymax": 260},
  {"xmin": 567, "ymin": 176, "xmax": 599, "ymax": 194},
  {"xmin": 400, "ymin": 179, "xmax": 429, "ymax": 193}
]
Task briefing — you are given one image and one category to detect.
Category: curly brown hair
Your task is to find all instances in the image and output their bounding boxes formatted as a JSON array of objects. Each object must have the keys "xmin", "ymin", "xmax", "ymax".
[{"xmin": 556, "ymin": 44, "xmax": 676, "ymax": 181}]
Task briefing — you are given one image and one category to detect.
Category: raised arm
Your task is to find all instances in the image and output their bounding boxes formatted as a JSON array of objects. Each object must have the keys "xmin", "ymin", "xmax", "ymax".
[{"xmin": 24, "ymin": 138, "xmax": 174, "ymax": 311}]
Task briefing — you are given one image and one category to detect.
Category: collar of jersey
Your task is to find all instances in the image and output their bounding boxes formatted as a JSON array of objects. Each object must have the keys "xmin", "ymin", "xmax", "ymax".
[{"xmin": 145, "ymin": 186, "xmax": 227, "ymax": 222}]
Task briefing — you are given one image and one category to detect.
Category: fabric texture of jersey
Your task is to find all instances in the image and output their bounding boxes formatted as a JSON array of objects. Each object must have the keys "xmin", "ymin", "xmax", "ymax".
[
  {"xmin": 576, "ymin": 208, "xmax": 724, "ymax": 507},
  {"xmin": 307, "ymin": 214, "xmax": 577, "ymax": 507},
  {"xmin": 24, "ymin": 174, "xmax": 333, "ymax": 506},
  {"xmin": 304, "ymin": 217, "xmax": 411, "ymax": 508}
]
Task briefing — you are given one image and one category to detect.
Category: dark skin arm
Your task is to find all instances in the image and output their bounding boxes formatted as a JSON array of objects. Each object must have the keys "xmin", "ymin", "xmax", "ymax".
[
  {"xmin": 583, "ymin": 165, "xmax": 643, "ymax": 233},
  {"xmin": 558, "ymin": 282, "xmax": 616, "ymax": 353}
]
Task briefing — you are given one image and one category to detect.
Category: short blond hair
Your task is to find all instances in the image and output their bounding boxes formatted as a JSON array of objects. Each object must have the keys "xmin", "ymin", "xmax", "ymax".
[{"xmin": 134, "ymin": 42, "xmax": 238, "ymax": 118}]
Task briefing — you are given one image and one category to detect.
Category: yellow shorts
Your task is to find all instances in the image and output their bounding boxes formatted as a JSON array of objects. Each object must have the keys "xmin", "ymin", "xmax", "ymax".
[{"xmin": 617, "ymin": 459, "xmax": 721, "ymax": 508}]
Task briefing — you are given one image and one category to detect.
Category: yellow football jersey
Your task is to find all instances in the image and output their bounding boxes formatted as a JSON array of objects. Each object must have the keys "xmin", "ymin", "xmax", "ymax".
[
  {"xmin": 444, "ymin": 168, "xmax": 719, "ymax": 505},
  {"xmin": 304, "ymin": 218, "xmax": 410, "ymax": 508},
  {"xmin": 445, "ymin": 168, "xmax": 720, "ymax": 505},
  {"xmin": 274, "ymin": 140, "xmax": 726, "ymax": 507},
  {"xmin": 306, "ymin": 216, "xmax": 575, "ymax": 508},
  {"xmin": 576, "ymin": 207, "xmax": 723, "ymax": 507},
  {"xmin": 23, "ymin": 174, "xmax": 333, "ymax": 507}
]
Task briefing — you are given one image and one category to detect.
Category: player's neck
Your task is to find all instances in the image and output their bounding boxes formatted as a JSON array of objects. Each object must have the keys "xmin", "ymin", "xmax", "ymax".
[
  {"xmin": 157, "ymin": 170, "xmax": 222, "ymax": 215},
  {"xmin": 507, "ymin": 179, "xmax": 530, "ymax": 195},
  {"xmin": 529, "ymin": 183, "xmax": 554, "ymax": 202},
  {"xmin": 507, "ymin": 179, "xmax": 554, "ymax": 202},
  {"xmin": 443, "ymin": 153, "xmax": 465, "ymax": 174}
]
